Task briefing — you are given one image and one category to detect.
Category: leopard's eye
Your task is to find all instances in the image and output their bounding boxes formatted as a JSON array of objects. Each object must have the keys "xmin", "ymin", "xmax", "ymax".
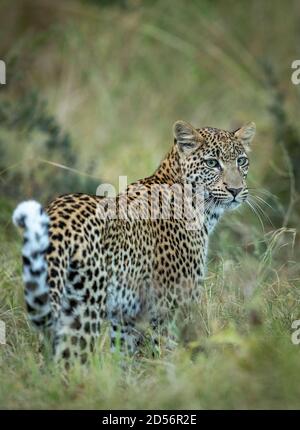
[
  {"xmin": 205, "ymin": 158, "xmax": 220, "ymax": 169},
  {"xmin": 237, "ymin": 156, "xmax": 248, "ymax": 167}
]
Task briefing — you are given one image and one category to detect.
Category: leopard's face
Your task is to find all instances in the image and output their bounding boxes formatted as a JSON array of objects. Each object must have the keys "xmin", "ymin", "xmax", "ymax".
[
  {"xmin": 193, "ymin": 130, "xmax": 250, "ymax": 210},
  {"xmin": 174, "ymin": 121, "xmax": 256, "ymax": 211}
]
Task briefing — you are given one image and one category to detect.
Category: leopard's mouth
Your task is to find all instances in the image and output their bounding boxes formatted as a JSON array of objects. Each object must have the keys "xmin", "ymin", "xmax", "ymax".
[
  {"xmin": 205, "ymin": 192, "xmax": 247, "ymax": 210},
  {"xmin": 224, "ymin": 193, "xmax": 249, "ymax": 210},
  {"xmin": 227, "ymin": 199, "xmax": 242, "ymax": 210}
]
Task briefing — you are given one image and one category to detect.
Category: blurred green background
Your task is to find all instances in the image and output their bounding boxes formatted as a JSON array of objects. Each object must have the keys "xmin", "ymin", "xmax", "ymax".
[{"xmin": 0, "ymin": 0, "xmax": 299, "ymax": 409}]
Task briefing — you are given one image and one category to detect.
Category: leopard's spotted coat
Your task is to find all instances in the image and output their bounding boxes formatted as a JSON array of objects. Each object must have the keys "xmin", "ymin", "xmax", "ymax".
[{"xmin": 13, "ymin": 120, "xmax": 256, "ymax": 365}]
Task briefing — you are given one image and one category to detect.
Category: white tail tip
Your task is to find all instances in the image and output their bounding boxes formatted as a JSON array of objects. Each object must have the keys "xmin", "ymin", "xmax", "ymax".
[{"xmin": 13, "ymin": 200, "xmax": 45, "ymax": 229}]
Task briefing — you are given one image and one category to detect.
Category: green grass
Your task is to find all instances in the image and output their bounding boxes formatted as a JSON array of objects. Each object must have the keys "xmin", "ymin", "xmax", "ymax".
[{"xmin": 0, "ymin": 0, "xmax": 300, "ymax": 409}]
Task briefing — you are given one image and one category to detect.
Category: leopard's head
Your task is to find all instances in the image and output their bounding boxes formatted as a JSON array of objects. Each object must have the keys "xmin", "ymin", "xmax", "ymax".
[{"xmin": 173, "ymin": 120, "xmax": 256, "ymax": 211}]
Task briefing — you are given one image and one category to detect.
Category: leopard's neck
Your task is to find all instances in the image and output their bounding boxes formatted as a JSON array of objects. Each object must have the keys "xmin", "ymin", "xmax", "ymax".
[
  {"xmin": 153, "ymin": 144, "xmax": 183, "ymax": 184},
  {"xmin": 152, "ymin": 144, "xmax": 224, "ymax": 234},
  {"xmin": 204, "ymin": 206, "xmax": 224, "ymax": 234}
]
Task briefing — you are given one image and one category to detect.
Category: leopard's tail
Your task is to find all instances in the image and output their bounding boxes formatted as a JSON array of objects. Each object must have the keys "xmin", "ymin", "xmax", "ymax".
[{"xmin": 13, "ymin": 201, "xmax": 52, "ymax": 330}]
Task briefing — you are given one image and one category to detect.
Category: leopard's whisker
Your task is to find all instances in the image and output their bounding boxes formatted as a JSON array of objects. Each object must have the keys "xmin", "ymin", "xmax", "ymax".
[
  {"xmin": 250, "ymin": 194, "xmax": 274, "ymax": 211},
  {"xmin": 246, "ymin": 200, "xmax": 265, "ymax": 231},
  {"xmin": 204, "ymin": 197, "xmax": 215, "ymax": 215},
  {"xmin": 248, "ymin": 187, "xmax": 278, "ymax": 200},
  {"xmin": 248, "ymin": 196, "xmax": 274, "ymax": 227}
]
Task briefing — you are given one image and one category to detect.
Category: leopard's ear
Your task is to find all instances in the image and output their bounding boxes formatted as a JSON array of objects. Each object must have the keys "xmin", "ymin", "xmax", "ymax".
[
  {"xmin": 234, "ymin": 122, "xmax": 256, "ymax": 150},
  {"xmin": 173, "ymin": 120, "xmax": 203, "ymax": 155}
]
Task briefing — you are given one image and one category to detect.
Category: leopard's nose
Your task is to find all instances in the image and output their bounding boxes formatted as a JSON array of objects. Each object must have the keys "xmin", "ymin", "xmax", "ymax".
[{"xmin": 226, "ymin": 187, "xmax": 243, "ymax": 198}]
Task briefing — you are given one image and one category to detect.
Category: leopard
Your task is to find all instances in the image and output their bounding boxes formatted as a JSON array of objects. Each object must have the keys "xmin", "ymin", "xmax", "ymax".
[{"xmin": 13, "ymin": 120, "xmax": 256, "ymax": 366}]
